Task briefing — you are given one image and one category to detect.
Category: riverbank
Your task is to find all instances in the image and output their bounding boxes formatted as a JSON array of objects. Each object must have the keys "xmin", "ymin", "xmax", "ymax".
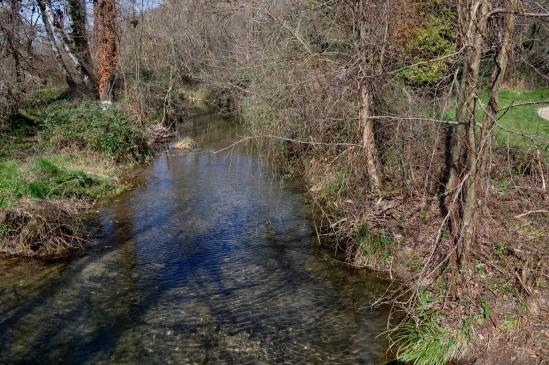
[
  {"xmin": 0, "ymin": 88, "xmax": 158, "ymax": 259},
  {"xmin": 232, "ymin": 87, "xmax": 548, "ymax": 364}
]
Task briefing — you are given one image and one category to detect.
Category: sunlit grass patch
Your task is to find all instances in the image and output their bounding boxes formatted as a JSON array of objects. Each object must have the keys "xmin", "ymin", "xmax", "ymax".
[
  {"xmin": 39, "ymin": 102, "xmax": 149, "ymax": 162},
  {"xmin": 445, "ymin": 88, "xmax": 549, "ymax": 150},
  {"xmin": 0, "ymin": 157, "xmax": 114, "ymax": 210}
]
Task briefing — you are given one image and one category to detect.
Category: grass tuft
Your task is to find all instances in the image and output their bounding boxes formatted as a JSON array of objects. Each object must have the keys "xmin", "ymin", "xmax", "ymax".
[{"xmin": 393, "ymin": 316, "xmax": 463, "ymax": 365}]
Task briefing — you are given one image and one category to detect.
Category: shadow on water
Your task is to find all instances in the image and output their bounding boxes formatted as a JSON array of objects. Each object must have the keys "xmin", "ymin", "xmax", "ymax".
[{"xmin": 0, "ymin": 108, "xmax": 392, "ymax": 364}]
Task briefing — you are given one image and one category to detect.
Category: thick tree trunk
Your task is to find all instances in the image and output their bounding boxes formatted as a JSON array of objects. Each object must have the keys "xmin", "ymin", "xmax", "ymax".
[
  {"xmin": 446, "ymin": 0, "xmax": 517, "ymax": 274},
  {"xmin": 477, "ymin": 0, "xmax": 518, "ymax": 188},
  {"xmin": 37, "ymin": 0, "xmax": 76, "ymax": 89},
  {"xmin": 94, "ymin": 0, "xmax": 118, "ymax": 101},
  {"xmin": 43, "ymin": 1, "xmax": 93, "ymax": 88}
]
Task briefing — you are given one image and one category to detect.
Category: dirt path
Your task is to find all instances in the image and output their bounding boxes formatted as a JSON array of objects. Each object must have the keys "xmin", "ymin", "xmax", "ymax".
[{"xmin": 538, "ymin": 107, "xmax": 549, "ymax": 121}]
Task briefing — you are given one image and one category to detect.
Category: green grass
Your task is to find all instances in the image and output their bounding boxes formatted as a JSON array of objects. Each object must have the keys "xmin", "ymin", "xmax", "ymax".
[
  {"xmin": 445, "ymin": 88, "xmax": 549, "ymax": 150},
  {"xmin": 319, "ymin": 170, "xmax": 348, "ymax": 200},
  {"xmin": 0, "ymin": 160, "xmax": 28, "ymax": 209},
  {"xmin": 496, "ymin": 89, "xmax": 549, "ymax": 148},
  {"xmin": 0, "ymin": 158, "xmax": 112, "ymax": 209},
  {"xmin": 1, "ymin": 90, "xmax": 148, "ymax": 212}
]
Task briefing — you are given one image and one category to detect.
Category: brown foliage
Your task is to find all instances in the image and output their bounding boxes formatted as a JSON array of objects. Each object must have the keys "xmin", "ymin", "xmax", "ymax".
[{"xmin": 0, "ymin": 199, "xmax": 86, "ymax": 260}]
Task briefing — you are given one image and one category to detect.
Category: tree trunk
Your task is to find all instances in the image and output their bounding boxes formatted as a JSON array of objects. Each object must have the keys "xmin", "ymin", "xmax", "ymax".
[
  {"xmin": 359, "ymin": 73, "xmax": 382, "ymax": 190},
  {"xmin": 37, "ymin": 0, "xmax": 76, "ymax": 89},
  {"xmin": 43, "ymin": 1, "xmax": 93, "ymax": 88},
  {"xmin": 357, "ymin": 0, "xmax": 383, "ymax": 191},
  {"xmin": 445, "ymin": 0, "xmax": 488, "ymax": 272},
  {"xmin": 67, "ymin": 0, "xmax": 92, "ymax": 67},
  {"xmin": 94, "ymin": 0, "xmax": 118, "ymax": 101},
  {"xmin": 477, "ymin": 0, "xmax": 518, "ymax": 190}
]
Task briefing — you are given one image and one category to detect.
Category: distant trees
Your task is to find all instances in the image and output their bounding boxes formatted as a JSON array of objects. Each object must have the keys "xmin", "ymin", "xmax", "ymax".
[{"xmin": 0, "ymin": 0, "xmax": 22, "ymax": 85}]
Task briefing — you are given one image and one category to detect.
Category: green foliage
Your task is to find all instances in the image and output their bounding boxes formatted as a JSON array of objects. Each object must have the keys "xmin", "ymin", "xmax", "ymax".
[
  {"xmin": 26, "ymin": 87, "xmax": 66, "ymax": 109},
  {"xmin": 39, "ymin": 102, "xmax": 148, "ymax": 161},
  {"xmin": 493, "ymin": 241, "xmax": 509, "ymax": 257},
  {"xmin": 479, "ymin": 299, "xmax": 491, "ymax": 319},
  {"xmin": 500, "ymin": 317, "xmax": 520, "ymax": 332},
  {"xmin": 394, "ymin": 316, "xmax": 462, "ymax": 365},
  {"xmin": 417, "ymin": 287, "xmax": 435, "ymax": 314},
  {"xmin": 320, "ymin": 171, "xmax": 348, "ymax": 199},
  {"xmin": 399, "ymin": 16, "xmax": 456, "ymax": 85}
]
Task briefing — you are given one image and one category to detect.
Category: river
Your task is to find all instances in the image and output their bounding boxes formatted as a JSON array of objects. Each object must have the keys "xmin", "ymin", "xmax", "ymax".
[{"xmin": 0, "ymin": 107, "xmax": 390, "ymax": 364}]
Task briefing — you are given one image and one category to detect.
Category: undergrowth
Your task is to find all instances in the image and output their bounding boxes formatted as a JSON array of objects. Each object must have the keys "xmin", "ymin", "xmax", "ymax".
[{"xmin": 39, "ymin": 102, "xmax": 149, "ymax": 161}]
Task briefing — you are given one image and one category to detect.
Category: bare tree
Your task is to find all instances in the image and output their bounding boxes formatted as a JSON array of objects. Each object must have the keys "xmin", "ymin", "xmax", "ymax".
[
  {"xmin": 445, "ymin": 0, "xmax": 522, "ymax": 272},
  {"xmin": 37, "ymin": 0, "xmax": 77, "ymax": 89},
  {"xmin": 42, "ymin": 0, "xmax": 92, "ymax": 88},
  {"xmin": 357, "ymin": 0, "xmax": 382, "ymax": 190}
]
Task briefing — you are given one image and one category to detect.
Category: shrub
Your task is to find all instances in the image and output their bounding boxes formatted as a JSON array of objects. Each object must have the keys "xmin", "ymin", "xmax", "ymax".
[
  {"xmin": 353, "ymin": 222, "xmax": 394, "ymax": 259},
  {"xmin": 398, "ymin": 16, "xmax": 456, "ymax": 86},
  {"xmin": 40, "ymin": 102, "xmax": 148, "ymax": 161}
]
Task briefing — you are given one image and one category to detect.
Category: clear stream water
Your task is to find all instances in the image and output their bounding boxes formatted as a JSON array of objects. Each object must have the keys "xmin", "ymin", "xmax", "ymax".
[{"xmin": 0, "ymin": 108, "xmax": 390, "ymax": 364}]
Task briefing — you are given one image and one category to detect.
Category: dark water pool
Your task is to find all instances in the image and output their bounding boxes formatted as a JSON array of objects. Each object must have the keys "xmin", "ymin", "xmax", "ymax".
[{"xmin": 0, "ymin": 108, "xmax": 390, "ymax": 364}]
